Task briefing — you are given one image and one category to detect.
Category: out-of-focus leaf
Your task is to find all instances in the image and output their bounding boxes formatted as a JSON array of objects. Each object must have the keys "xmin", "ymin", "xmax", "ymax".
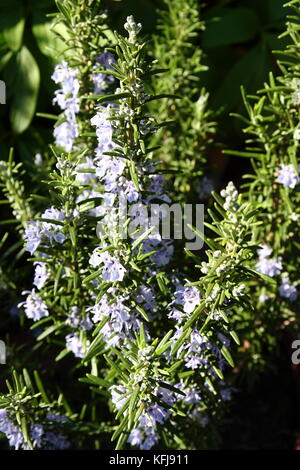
[
  {"xmin": 0, "ymin": 51, "xmax": 13, "ymax": 71},
  {"xmin": 265, "ymin": 32, "xmax": 290, "ymax": 52},
  {"xmin": 203, "ymin": 8, "xmax": 260, "ymax": 48},
  {"xmin": 32, "ymin": 20, "xmax": 70, "ymax": 59},
  {"xmin": 267, "ymin": 0, "xmax": 288, "ymax": 21},
  {"xmin": 212, "ymin": 43, "xmax": 271, "ymax": 112},
  {"xmin": 0, "ymin": 1, "xmax": 25, "ymax": 52},
  {"xmin": 10, "ymin": 46, "xmax": 40, "ymax": 134}
]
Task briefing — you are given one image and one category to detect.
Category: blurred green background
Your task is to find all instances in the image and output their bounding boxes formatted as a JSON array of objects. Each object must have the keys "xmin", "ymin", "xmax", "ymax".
[{"xmin": 0, "ymin": 0, "xmax": 291, "ymax": 166}]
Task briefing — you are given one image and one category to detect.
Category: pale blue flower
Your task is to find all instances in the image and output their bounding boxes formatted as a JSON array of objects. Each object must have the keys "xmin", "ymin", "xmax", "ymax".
[
  {"xmin": 54, "ymin": 120, "xmax": 79, "ymax": 152},
  {"xmin": 279, "ymin": 276, "xmax": 297, "ymax": 301},
  {"xmin": 44, "ymin": 431, "xmax": 70, "ymax": 449},
  {"xmin": 0, "ymin": 409, "xmax": 25, "ymax": 450},
  {"xmin": 89, "ymin": 248, "xmax": 126, "ymax": 282},
  {"xmin": 18, "ymin": 290, "xmax": 49, "ymax": 321},
  {"xmin": 128, "ymin": 429, "xmax": 143, "ymax": 447},
  {"xmin": 277, "ymin": 163, "xmax": 300, "ymax": 189},
  {"xmin": 256, "ymin": 245, "xmax": 282, "ymax": 277},
  {"xmin": 33, "ymin": 262, "xmax": 49, "ymax": 290},
  {"xmin": 65, "ymin": 333, "xmax": 87, "ymax": 358}
]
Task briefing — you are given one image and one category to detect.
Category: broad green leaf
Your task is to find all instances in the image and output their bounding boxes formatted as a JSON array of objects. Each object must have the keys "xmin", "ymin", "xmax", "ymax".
[
  {"xmin": 0, "ymin": 1, "xmax": 25, "ymax": 52},
  {"xmin": 10, "ymin": 46, "xmax": 40, "ymax": 134},
  {"xmin": 268, "ymin": 0, "xmax": 289, "ymax": 21},
  {"xmin": 0, "ymin": 51, "xmax": 13, "ymax": 71},
  {"xmin": 213, "ymin": 43, "xmax": 272, "ymax": 112},
  {"xmin": 32, "ymin": 20, "xmax": 70, "ymax": 59},
  {"xmin": 203, "ymin": 8, "xmax": 260, "ymax": 48}
]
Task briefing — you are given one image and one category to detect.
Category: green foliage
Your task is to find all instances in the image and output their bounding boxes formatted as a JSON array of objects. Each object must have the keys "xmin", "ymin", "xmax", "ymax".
[
  {"xmin": 150, "ymin": 0, "xmax": 215, "ymax": 197},
  {"xmin": 223, "ymin": 0, "xmax": 300, "ymax": 371},
  {"xmin": 0, "ymin": 0, "xmax": 60, "ymax": 171},
  {"xmin": 0, "ymin": 0, "xmax": 299, "ymax": 453},
  {"xmin": 201, "ymin": 0, "xmax": 292, "ymax": 147}
]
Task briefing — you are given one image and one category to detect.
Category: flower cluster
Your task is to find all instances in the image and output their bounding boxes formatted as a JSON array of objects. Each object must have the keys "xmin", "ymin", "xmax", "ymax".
[
  {"xmin": 24, "ymin": 207, "xmax": 66, "ymax": 255},
  {"xmin": 220, "ymin": 181, "xmax": 239, "ymax": 212},
  {"xmin": 0, "ymin": 409, "xmax": 70, "ymax": 450},
  {"xmin": 168, "ymin": 281, "xmax": 200, "ymax": 322},
  {"xmin": 93, "ymin": 51, "xmax": 115, "ymax": 94},
  {"xmin": 0, "ymin": 409, "xmax": 25, "ymax": 450},
  {"xmin": 89, "ymin": 248, "xmax": 126, "ymax": 283},
  {"xmin": 111, "ymin": 380, "xmax": 175, "ymax": 450},
  {"xmin": 88, "ymin": 289, "xmax": 141, "ymax": 347},
  {"xmin": 52, "ymin": 62, "xmax": 80, "ymax": 152}
]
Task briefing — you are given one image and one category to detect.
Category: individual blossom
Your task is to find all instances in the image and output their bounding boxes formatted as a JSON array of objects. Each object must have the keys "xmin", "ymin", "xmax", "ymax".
[
  {"xmin": 143, "ymin": 239, "xmax": 174, "ymax": 267},
  {"xmin": 30, "ymin": 424, "xmax": 44, "ymax": 448},
  {"xmin": 279, "ymin": 275, "xmax": 298, "ymax": 301},
  {"xmin": 65, "ymin": 333, "xmax": 88, "ymax": 359},
  {"xmin": 127, "ymin": 406, "xmax": 167, "ymax": 450},
  {"xmin": 24, "ymin": 207, "xmax": 66, "ymax": 255},
  {"xmin": 168, "ymin": 279, "xmax": 200, "ymax": 322},
  {"xmin": 182, "ymin": 386, "xmax": 201, "ymax": 406},
  {"xmin": 118, "ymin": 178, "xmax": 140, "ymax": 203},
  {"xmin": 128, "ymin": 426, "xmax": 159, "ymax": 450},
  {"xmin": 33, "ymin": 262, "xmax": 50, "ymax": 290},
  {"xmin": 52, "ymin": 61, "xmax": 80, "ymax": 99},
  {"xmin": 175, "ymin": 380, "xmax": 201, "ymax": 405},
  {"xmin": 91, "ymin": 105, "xmax": 115, "ymax": 155},
  {"xmin": 41, "ymin": 207, "xmax": 66, "ymax": 241},
  {"xmin": 96, "ymin": 155, "xmax": 126, "ymax": 192},
  {"xmin": 93, "ymin": 50, "xmax": 115, "ymax": 94},
  {"xmin": 232, "ymin": 283, "xmax": 246, "ymax": 298},
  {"xmin": 127, "ymin": 382, "xmax": 177, "ymax": 450},
  {"xmin": 89, "ymin": 248, "xmax": 126, "ymax": 282},
  {"xmin": 256, "ymin": 244, "xmax": 282, "ymax": 277},
  {"xmin": 172, "ymin": 327, "xmax": 225, "ymax": 373},
  {"xmin": 124, "ymin": 16, "xmax": 142, "ymax": 44},
  {"xmin": 220, "ymin": 388, "xmax": 234, "ymax": 402},
  {"xmin": 18, "ymin": 290, "xmax": 49, "ymax": 322},
  {"xmin": 24, "ymin": 222, "xmax": 43, "ymax": 255},
  {"xmin": 127, "ymin": 428, "xmax": 143, "ymax": 447},
  {"xmin": 66, "ymin": 306, "xmax": 93, "ymax": 331},
  {"xmin": 276, "ymin": 163, "xmax": 300, "ymax": 189},
  {"xmin": 135, "ymin": 285, "xmax": 157, "ymax": 313}
]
